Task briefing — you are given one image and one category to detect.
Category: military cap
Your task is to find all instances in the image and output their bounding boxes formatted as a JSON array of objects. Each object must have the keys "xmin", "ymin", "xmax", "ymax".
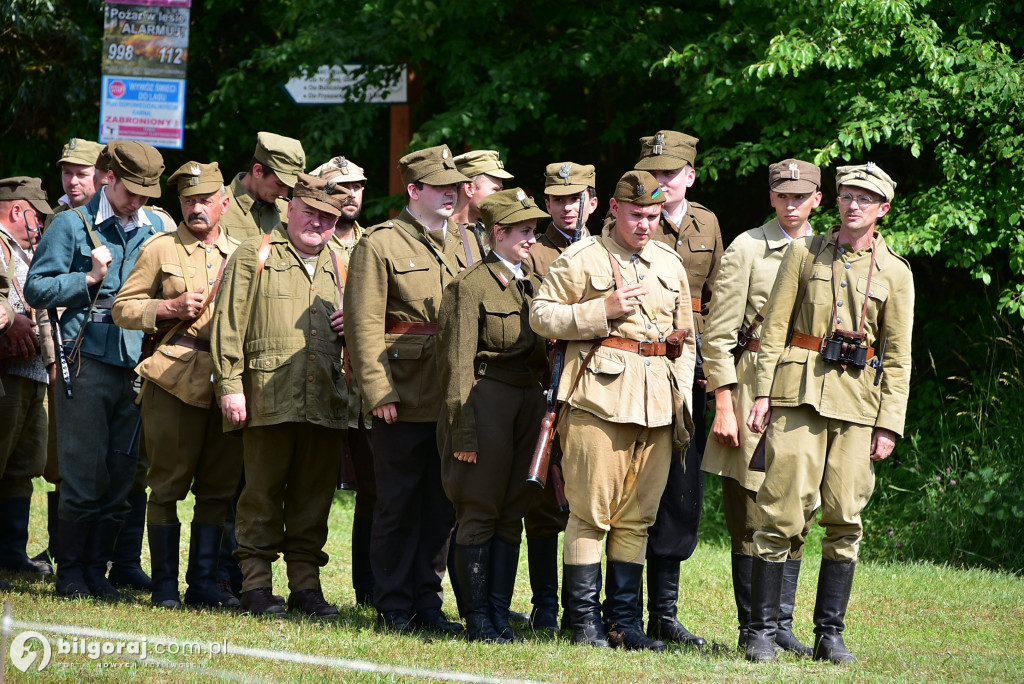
[
  {"xmin": 543, "ymin": 162, "xmax": 596, "ymax": 196},
  {"xmin": 769, "ymin": 159, "xmax": 821, "ymax": 193},
  {"xmin": 613, "ymin": 170, "xmax": 664, "ymax": 206},
  {"xmin": 95, "ymin": 143, "xmax": 114, "ymax": 173},
  {"xmin": 168, "ymin": 161, "xmax": 224, "ymax": 197},
  {"xmin": 835, "ymin": 162, "xmax": 896, "ymax": 202},
  {"xmin": 479, "ymin": 188, "xmax": 549, "ymax": 230},
  {"xmin": 635, "ymin": 130, "xmax": 698, "ymax": 171},
  {"xmin": 311, "ymin": 156, "xmax": 367, "ymax": 183},
  {"xmin": 292, "ymin": 172, "xmax": 351, "ymax": 217},
  {"xmin": 56, "ymin": 138, "xmax": 103, "ymax": 167},
  {"xmin": 399, "ymin": 145, "xmax": 469, "ymax": 187},
  {"xmin": 452, "ymin": 150, "xmax": 514, "ymax": 180},
  {"xmin": 0, "ymin": 176, "xmax": 53, "ymax": 215},
  {"xmin": 109, "ymin": 141, "xmax": 164, "ymax": 198},
  {"xmin": 254, "ymin": 132, "xmax": 306, "ymax": 188}
]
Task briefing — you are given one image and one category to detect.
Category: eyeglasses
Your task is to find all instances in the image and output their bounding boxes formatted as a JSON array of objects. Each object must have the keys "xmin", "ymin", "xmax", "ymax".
[{"xmin": 837, "ymin": 193, "xmax": 882, "ymax": 206}]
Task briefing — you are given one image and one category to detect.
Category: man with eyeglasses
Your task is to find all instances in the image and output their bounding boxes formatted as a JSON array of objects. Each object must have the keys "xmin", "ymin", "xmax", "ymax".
[{"xmin": 744, "ymin": 163, "xmax": 914, "ymax": 665}]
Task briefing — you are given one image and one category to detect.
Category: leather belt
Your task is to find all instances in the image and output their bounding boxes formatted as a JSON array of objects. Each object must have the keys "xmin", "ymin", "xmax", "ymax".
[
  {"xmin": 599, "ymin": 336, "xmax": 668, "ymax": 357},
  {"xmin": 789, "ymin": 332, "xmax": 875, "ymax": 361},
  {"xmin": 90, "ymin": 312, "xmax": 114, "ymax": 324},
  {"xmin": 385, "ymin": 320, "xmax": 438, "ymax": 336},
  {"xmin": 168, "ymin": 332, "xmax": 211, "ymax": 353},
  {"xmin": 94, "ymin": 296, "xmax": 116, "ymax": 308},
  {"xmin": 691, "ymin": 297, "xmax": 702, "ymax": 313},
  {"xmin": 742, "ymin": 338, "xmax": 761, "ymax": 354}
]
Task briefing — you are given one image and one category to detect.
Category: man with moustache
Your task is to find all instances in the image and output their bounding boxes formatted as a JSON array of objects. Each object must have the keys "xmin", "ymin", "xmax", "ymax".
[
  {"xmin": 530, "ymin": 170, "xmax": 696, "ymax": 651},
  {"xmin": 346, "ymin": 144, "xmax": 477, "ymax": 633},
  {"xmin": 312, "ymin": 154, "xmax": 377, "ymax": 605},
  {"xmin": 211, "ymin": 173, "xmax": 350, "ymax": 617},
  {"xmin": 220, "ymin": 132, "xmax": 306, "ymax": 241},
  {"xmin": 633, "ymin": 130, "xmax": 723, "ymax": 647},
  {"xmin": 702, "ymin": 159, "xmax": 823, "ymax": 653},
  {"xmin": 0, "ymin": 177, "xmax": 54, "ymax": 579},
  {"xmin": 745, "ymin": 163, "xmax": 913, "ymax": 664},
  {"xmin": 521, "ymin": 161, "xmax": 599, "ymax": 632},
  {"xmin": 25, "ymin": 141, "xmax": 164, "ymax": 600},
  {"xmin": 113, "ymin": 161, "xmax": 243, "ymax": 609}
]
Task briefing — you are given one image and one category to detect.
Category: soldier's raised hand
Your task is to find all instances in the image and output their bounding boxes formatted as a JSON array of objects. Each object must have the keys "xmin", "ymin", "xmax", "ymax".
[
  {"xmin": 86, "ymin": 245, "xmax": 113, "ymax": 286},
  {"xmin": 604, "ymin": 282, "xmax": 647, "ymax": 320}
]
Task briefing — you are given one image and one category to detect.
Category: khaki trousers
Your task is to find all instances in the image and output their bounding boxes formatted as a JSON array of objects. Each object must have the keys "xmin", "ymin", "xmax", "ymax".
[
  {"xmin": 754, "ymin": 406, "xmax": 875, "ymax": 562},
  {"xmin": 0, "ymin": 375, "xmax": 47, "ymax": 498},
  {"xmin": 560, "ymin": 407, "xmax": 671, "ymax": 565}
]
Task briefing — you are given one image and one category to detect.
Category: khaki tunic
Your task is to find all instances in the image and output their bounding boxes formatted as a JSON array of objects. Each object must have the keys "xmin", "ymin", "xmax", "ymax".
[
  {"xmin": 527, "ymin": 221, "xmax": 588, "ymax": 278},
  {"xmin": 652, "ymin": 201, "xmax": 723, "ymax": 333},
  {"xmin": 113, "ymin": 224, "xmax": 238, "ymax": 408},
  {"xmin": 344, "ymin": 209, "xmax": 482, "ymax": 423},
  {"xmin": 210, "ymin": 227, "xmax": 348, "ymax": 429},
  {"xmin": 754, "ymin": 230, "xmax": 914, "ymax": 434},
  {"xmin": 329, "ymin": 224, "xmax": 371, "ymax": 430},
  {"xmin": 220, "ymin": 173, "xmax": 290, "ymax": 242},
  {"xmin": 701, "ymin": 219, "xmax": 795, "ymax": 490},
  {"xmin": 530, "ymin": 235, "xmax": 696, "ymax": 436}
]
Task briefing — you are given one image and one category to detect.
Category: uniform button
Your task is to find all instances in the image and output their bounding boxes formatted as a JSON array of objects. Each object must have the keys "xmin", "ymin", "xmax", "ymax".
[
  {"xmin": 309, "ymin": 353, "xmax": 316, "ymax": 361},
  {"xmin": 311, "ymin": 307, "xmax": 317, "ymax": 314},
  {"xmin": 311, "ymin": 286, "xmax": 316, "ymax": 292},
  {"xmin": 206, "ymin": 247, "xmax": 212, "ymax": 253},
  {"xmin": 393, "ymin": 352, "xmax": 399, "ymax": 358},
  {"xmin": 207, "ymin": 263, "xmax": 212, "ymax": 268},
  {"xmin": 837, "ymin": 301, "xmax": 843, "ymax": 307},
  {"xmin": 264, "ymin": 360, "xmax": 271, "ymax": 367},
  {"xmin": 839, "ymin": 247, "xmax": 846, "ymax": 254},
  {"xmin": 840, "ymin": 281, "xmax": 847, "ymax": 288},
  {"xmin": 645, "ymin": 360, "xmax": 651, "ymax": 366},
  {"xmin": 844, "ymin": 263, "xmax": 852, "ymax": 269},
  {"xmin": 677, "ymin": 240, "xmax": 683, "ymax": 245},
  {"xmin": 209, "ymin": 280, "xmax": 214, "ymax": 285},
  {"xmin": 836, "ymin": 318, "xmax": 842, "ymax": 325},
  {"xmin": 308, "ymin": 375, "xmax": 314, "ymax": 382},
  {"xmin": 869, "ymin": 290, "xmax": 874, "ymax": 296},
  {"xmin": 311, "ymin": 329, "xmax": 317, "ymax": 336},
  {"xmin": 701, "ymin": 244, "xmax": 706, "ymax": 249},
  {"xmin": 639, "ymin": 274, "xmax": 645, "ymax": 280}
]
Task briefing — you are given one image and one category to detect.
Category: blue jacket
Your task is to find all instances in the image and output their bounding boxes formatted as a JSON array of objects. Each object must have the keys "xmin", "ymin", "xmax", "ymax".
[{"xmin": 24, "ymin": 190, "xmax": 158, "ymax": 367}]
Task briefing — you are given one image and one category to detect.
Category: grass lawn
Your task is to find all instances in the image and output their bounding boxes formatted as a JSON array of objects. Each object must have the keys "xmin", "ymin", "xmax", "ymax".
[{"xmin": 2, "ymin": 481, "xmax": 1022, "ymax": 682}]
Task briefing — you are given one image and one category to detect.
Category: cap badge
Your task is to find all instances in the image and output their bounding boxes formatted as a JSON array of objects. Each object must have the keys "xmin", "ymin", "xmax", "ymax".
[
  {"xmin": 865, "ymin": 161, "xmax": 877, "ymax": 175},
  {"xmin": 442, "ymin": 148, "xmax": 449, "ymax": 160},
  {"xmin": 516, "ymin": 189, "xmax": 530, "ymax": 208},
  {"xmin": 788, "ymin": 162, "xmax": 800, "ymax": 180},
  {"xmin": 338, "ymin": 157, "xmax": 349, "ymax": 173},
  {"xmin": 189, "ymin": 164, "xmax": 201, "ymax": 176},
  {"xmin": 559, "ymin": 163, "xmax": 572, "ymax": 185},
  {"xmin": 298, "ymin": 154, "xmax": 305, "ymax": 166},
  {"xmin": 323, "ymin": 181, "xmax": 337, "ymax": 201},
  {"xmin": 68, "ymin": 138, "xmax": 78, "ymax": 151},
  {"xmin": 635, "ymin": 182, "xmax": 646, "ymax": 197},
  {"xmin": 653, "ymin": 133, "xmax": 665, "ymax": 155}
]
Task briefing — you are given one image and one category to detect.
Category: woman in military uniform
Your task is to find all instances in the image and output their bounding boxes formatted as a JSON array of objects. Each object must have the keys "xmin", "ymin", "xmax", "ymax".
[{"xmin": 437, "ymin": 188, "xmax": 549, "ymax": 642}]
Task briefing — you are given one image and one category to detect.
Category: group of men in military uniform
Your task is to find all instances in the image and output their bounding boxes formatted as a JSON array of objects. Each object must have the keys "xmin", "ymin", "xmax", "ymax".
[{"xmin": 0, "ymin": 126, "xmax": 912, "ymax": 666}]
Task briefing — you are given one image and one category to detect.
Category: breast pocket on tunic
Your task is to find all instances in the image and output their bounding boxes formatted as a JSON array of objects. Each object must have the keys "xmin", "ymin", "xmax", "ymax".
[
  {"xmin": 481, "ymin": 298, "xmax": 522, "ymax": 349},
  {"xmin": 158, "ymin": 263, "xmax": 196, "ymax": 297},
  {"xmin": 656, "ymin": 274, "xmax": 681, "ymax": 316},
  {"xmin": 586, "ymin": 274, "xmax": 615, "ymax": 300},
  {"xmin": 265, "ymin": 259, "xmax": 303, "ymax": 298},
  {"xmin": 389, "ymin": 255, "xmax": 434, "ymax": 301},
  {"xmin": 685, "ymin": 236, "xmax": 714, "ymax": 277},
  {"xmin": 856, "ymin": 277, "xmax": 889, "ymax": 327},
  {"xmin": 806, "ymin": 266, "xmax": 834, "ymax": 309}
]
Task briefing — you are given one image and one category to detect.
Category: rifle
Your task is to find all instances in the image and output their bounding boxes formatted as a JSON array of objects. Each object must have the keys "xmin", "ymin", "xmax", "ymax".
[
  {"xmin": 50, "ymin": 308, "xmax": 73, "ymax": 398},
  {"xmin": 871, "ymin": 336, "xmax": 887, "ymax": 386},
  {"xmin": 526, "ymin": 190, "xmax": 587, "ymax": 494}
]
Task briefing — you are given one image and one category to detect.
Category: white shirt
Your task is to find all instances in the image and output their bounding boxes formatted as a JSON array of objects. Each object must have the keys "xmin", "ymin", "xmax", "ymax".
[{"xmin": 94, "ymin": 186, "xmax": 153, "ymax": 233}]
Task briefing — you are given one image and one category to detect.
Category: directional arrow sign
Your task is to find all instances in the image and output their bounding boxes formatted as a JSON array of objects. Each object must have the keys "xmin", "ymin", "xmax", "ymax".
[{"xmin": 283, "ymin": 64, "xmax": 408, "ymax": 105}]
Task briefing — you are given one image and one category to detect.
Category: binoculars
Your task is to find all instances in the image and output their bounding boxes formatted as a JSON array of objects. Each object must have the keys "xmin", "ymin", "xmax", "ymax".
[{"xmin": 821, "ymin": 329, "xmax": 868, "ymax": 369}]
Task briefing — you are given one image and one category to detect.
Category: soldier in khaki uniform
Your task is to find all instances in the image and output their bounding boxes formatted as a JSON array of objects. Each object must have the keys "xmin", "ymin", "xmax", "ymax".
[
  {"xmin": 521, "ymin": 161, "xmax": 599, "ymax": 631},
  {"xmin": 702, "ymin": 159, "xmax": 823, "ymax": 652},
  {"xmin": 438, "ymin": 188, "xmax": 549, "ymax": 642},
  {"xmin": 452, "ymin": 149, "xmax": 514, "ymax": 254},
  {"xmin": 0, "ymin": 177, "xmax": 54, "ymax": 579},
  {"xmin": 113, "ymin": 161, "xmax": 243, "ymax": 609},
  {"xmin": 345, "ymin": 144, "xmax": 477, "ymax": 634},
  {"xmin": 211, "ymin": 174, "xmax": 349, "ymax": 618},
  {"xmin": 530, "ymin": 171, "xmax": 697, "ymax": 651},
  {"xmin": 745, "ymin": 163, "xmax": 913, "ymax": 664},
  {"xmin": 312, "ymin": 155, "xmax": 377, "ymax": 605},
  {"xmin": 220, "ymin": 132, "xmax": 305, "ymax": 241},
  {"xmin": 633, "ymin": 130, "xmax": 723, "ymax": 646}
]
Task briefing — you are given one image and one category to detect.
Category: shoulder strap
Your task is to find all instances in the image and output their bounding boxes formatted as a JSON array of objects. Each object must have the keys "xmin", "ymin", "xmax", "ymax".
[
  {"xmin": 73, "ymin": 208, "xmax": 104, "ymax": 250},
  {"xmin": 255, "ymin": 233, "xmax": 272, "ymax": 278},
  {"xmin": 788, "ymin": 233, "xmax": 826, "ymax": 338},
  {"xmin": 328, "ymin": 248, "xmax": 347, "ymax": 307},
  {"xmin": 457, "ymin": 223, "xmax": 475, "ymax": 267}
]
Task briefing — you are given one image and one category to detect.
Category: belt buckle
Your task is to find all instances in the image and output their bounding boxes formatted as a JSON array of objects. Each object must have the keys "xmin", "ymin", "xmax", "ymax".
[{"xmin": 638, "ymin": 339, "xmax": 653, "ymax": 356}]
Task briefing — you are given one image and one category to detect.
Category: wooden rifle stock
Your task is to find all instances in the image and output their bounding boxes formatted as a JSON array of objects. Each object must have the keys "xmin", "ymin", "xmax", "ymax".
[
  {"xmin": 549, "ymin": 458, "xmax": 569, "ymax": 512},
  {"xmin": 527, "ymin": 407, "xmax": 558, "ymax": 488}
]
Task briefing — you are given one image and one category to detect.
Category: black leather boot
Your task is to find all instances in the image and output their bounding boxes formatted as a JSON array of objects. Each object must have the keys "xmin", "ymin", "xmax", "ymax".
[
  {"xmin": 776, "ymin": 558, "xmax": 812, "ymax": 656},
  {"xmin": 0, "ymin": 497, "xmax": 51, "ymax": 575},
  {"xmin": 812, "ymin": 558, "xmax": 858, "ymax": 664},
  {"xmin": 54, "ymin": 518, "xmax": 92, "ymax": 599},
  {"xmin": 604, "ymin": 561, "xmax": 666, "ymax": 651},
  {"xmin": 645, "ymin": 557, "xmax": 705, "ymax": 647},
  {"xmin": 148, "ymin": 524, "xmax": 181, "ymax": 608},
  {"xmin": 216, "ymin": 503, "xmax": 244, "ymax": 597},
  {"xmin": 527, "ymin": 536, "xmax": 560, "ymax": 632},
  {"xmin": 108, "ymin": 491, "xmax": 152, "ymax": 590},
  {"xmin": 745, "ymin": 557, "xmax": 785, "ymax": 662},
  {"xmin": 454, "ymin": 541, "xmax": 505, "ymax": 642},
  {"xmin": 564, "ymin": 563, "xmax": 609, "ymax": 647},
  {"xmin": 489, "ymin": 537, "xmax": 523, "ymax": 642},
  {"xmin": 30, "ymin": 490, "xmax": 59, "ymax": 569},
  {"xmin": 184, "ymin": 522, "xmax": 240, "ymax": 608},
  {"xmin": 351, "ymin": 512, "xmax": 375, "ymax": 606},
  {"xmin": 84, "ymin": 522, "xmax": 128, "ymax": 601},
  {"xmin": 731, "ymin": 553, "xmax": 753, "ymax": 650}
]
